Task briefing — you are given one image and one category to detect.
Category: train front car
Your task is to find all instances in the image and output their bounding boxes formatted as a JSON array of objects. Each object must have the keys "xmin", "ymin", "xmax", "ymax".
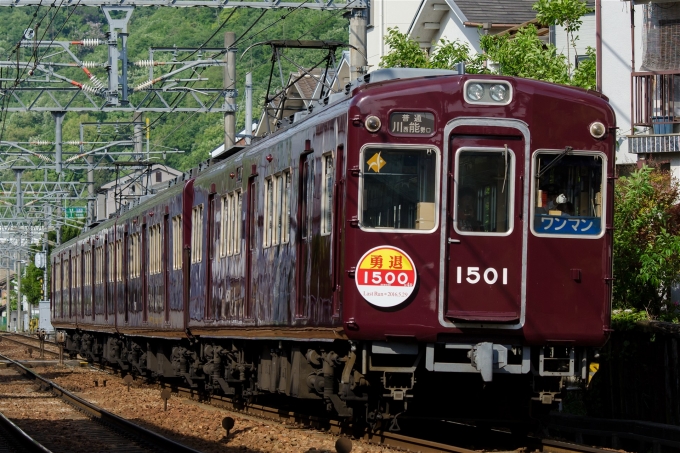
[{"xmin": 343, "ymin": 72, "xmax": 615, "ymax": 420}]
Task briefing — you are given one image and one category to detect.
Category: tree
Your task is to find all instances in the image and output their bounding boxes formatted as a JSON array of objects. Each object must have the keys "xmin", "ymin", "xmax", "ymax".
[
  {"xmin": 613, "ymin": 166, "xmax": 680, "ymax": 317},
  {"xmin": 379, "ymin": 0, "xmax": 596, "ymax": 90},
  {"xmin": 533, "ymin": 0, "xmax": 592, "ymax": 73},
  {"xmin": 380, "ymin": 28, "xmax": 486, "ymax": 73}
]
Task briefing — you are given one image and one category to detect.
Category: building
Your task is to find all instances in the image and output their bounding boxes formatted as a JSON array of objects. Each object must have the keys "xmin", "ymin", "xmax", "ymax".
[
  {"xmin": 623, "ymin": 0, "xmax": 680, "ymax": 178},
  {"xmin": 95, "ymin": 164, "xmax": 183, "ymax": 221},
  {"xmin": 407, "ymin": 0, "xmax": 539, "ymax": 54},
  {"xmin": 366, "ymin": 0, "xmax": 422, "ymax": 70}
]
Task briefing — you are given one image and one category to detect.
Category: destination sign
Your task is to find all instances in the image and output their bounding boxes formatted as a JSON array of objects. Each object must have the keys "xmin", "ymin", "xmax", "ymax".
[{"xmin": 389, "ymin": 111, "xmax": 435, "ymax": 135}]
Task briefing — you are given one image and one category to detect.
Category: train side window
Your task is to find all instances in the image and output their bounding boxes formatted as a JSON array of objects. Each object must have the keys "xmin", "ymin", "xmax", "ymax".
[
  {"xmin": 130, "ymin": 233, "xmax": 140, "ymax": 278},
  {"xmin": 234, "ymin": 190, "xmax": 242, "ymax": 254},
  {"xmin": 220, "ymin": 196, "xmax": 228, "ymax": 257},
  {"xmin": 95, "ymin": 246, "xmax": 103, "ymax": 284},
  {"xmin": 116, "ymin": 240, "xmax": 123, "ymax": 282},
  {"xmin": 84, "ymin": 251, "xmax": 90, "ymax": 287},
  {"xmin": 191, "ymin": 206, "xmax": 203, "ymax": 263},
  {"xmin": 321, "ymin": 154, "xmax": 333, "ymax": 236},
  {"xmin": 108, "ymin": 243, "xmax": 114, "ymax": 283},
  {"xmin": 264, "ymin": 177, "xmax": 274, "ymax": 248},
  {"xmin": 63, "ymin": 257, "xmax": 69, "ymax": 291},
  {"xmin": 149, "ymin": 224, "xmax": 161, "ymax": 274},
  {"xmin": 532, "ymin": 151, "xmax": 605, "ymax": 238},
  {"xmin": 360, "ymin": 146, "xmax": 439, "ymax": 231},
  {"xmin": 454, "ymin": 148, "xmax": 515, "ymax": 235},
  {"xmin": 282, "ymin": 170, "xmax": 291, "ymax": 244},
  {"xmin": 172, "ymin": 215, "xmax": 182, "ymax": 269}
]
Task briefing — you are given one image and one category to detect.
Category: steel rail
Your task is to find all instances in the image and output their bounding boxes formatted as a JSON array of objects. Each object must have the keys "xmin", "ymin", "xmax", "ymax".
[
  {"xmin": 0, "ymin": 411, "xmax": 53, "ymax": 453},
  {"xmin": 0, "ymin": 353, "xmax": 204, "ymax": 453},
  {"xmin": 0, "ymin": 334, "xmax": 59, "ymax": 357}
]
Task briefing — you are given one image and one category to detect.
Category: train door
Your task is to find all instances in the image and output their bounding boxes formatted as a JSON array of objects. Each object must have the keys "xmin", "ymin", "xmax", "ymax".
[
  {"xmin": 296, "ymin": 152, "xmax": 314, "ymax": 319},
  {"xmin": 445, "ymin": 127, "xmax": 525, "ymax": 324},
  {"xmin": 142, "ymin": 222, "xmax": 148, "ymax": 323}
]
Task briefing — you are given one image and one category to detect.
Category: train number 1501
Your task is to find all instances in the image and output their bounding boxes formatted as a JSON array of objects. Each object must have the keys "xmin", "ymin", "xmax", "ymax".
[{"xmin": 456, "ymin": 267, "xmax": 508, "ymax": 285}]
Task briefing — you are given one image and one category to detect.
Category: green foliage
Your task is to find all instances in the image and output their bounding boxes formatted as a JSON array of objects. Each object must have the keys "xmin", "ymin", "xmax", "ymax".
[
  {"xmin": 611, "ymin": 308, "xmax": 650, "ymax": 331},
  {"xmin": 613, "ymin": 167, "xmax": 680, "ymax": 317},
  {"xmin": 380, "ymin": 28, "xmax": 486, "ymax": 74},
  {"xmin": 380, "ymin": 12, "xmax": 595, "ymax": 89},
  {"xmin": 534, "ymin": 0, "xmax": 592, "ymax": 71},
  {"xmin": 23, "ymin": 260, "xmax": 45, "ymax": 305},
  {"xmin": 379, "ymin": 28, "xmax": 428, "ymax": 69},
  {"xmin": 533, "ymin": 0, "xmax": 591, "ymax": 36},
  {"xmin": 480, "ymin": 25, "xmax": 570, "ymax": 85}
]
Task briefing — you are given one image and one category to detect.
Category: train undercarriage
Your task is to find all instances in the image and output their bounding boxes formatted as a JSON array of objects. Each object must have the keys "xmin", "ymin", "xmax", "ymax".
[{"xmin": 59, "ymin": 329, "xmax": 588, "ymax": 426}]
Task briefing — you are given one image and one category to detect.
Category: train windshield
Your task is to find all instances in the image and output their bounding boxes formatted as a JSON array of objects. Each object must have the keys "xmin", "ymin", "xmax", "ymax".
[
  {"xmin": 360, "ymin": 146, "xmax": 438, "ymax": 231},
  {"xmin": 532, "ymin": 151, "xmax": 605, "ymax": 237},
  {"xmin": 454, "ymin": 148, "xmax": 515, "ymax": 235}
]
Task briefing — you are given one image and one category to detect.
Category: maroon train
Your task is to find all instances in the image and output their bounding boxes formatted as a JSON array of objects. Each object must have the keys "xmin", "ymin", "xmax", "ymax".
[{"xmin": 52, "ymin": 69, "xmax": 615, "ymax": 421}]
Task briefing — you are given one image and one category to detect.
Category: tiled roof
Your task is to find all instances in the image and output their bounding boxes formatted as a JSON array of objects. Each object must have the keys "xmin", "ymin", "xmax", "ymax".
[{"xmin": 454, "ymin": 0, "xmax": 537, "ymax": 25}]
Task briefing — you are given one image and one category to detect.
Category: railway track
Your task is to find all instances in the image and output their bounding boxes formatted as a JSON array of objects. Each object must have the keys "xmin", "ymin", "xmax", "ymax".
[
  {"xmin": 0, "ymin": 353, "xmax": 203, "ymax": 453},
  {"xmin": 0, "ymin": 333, "xmax": 59, "ymax": 358},
  {"xmin": 0, "ymin": 334, "xmax": 642, "ymax": 453},
  {"xmin": 0, "ymin": 410, "xmax": 52, "ymax": 453}
]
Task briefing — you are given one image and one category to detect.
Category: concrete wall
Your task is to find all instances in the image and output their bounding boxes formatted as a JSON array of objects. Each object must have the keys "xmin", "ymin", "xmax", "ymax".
[
  {"xmin": 367, "ymin": 0, "xmax": 421, "ymax": 71},
  {"xmin": 601, "ymin": 0, "xmax": 642, "ymax": 165},
  {"xmin": 434, "ymin": 6, "xmax": 483, "ymax": 54}
]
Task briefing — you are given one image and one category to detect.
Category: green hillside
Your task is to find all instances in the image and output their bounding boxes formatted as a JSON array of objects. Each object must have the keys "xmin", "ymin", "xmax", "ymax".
[{"xmin": 0, "ymin": 5, "xmax": 349, "ymax": 185}]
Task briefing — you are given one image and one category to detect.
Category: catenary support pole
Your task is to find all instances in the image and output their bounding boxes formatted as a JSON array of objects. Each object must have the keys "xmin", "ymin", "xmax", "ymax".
[
  {"xmin": 224, "ymin": 32, "xmax": 236, "ymax": 151},
  {"xmin": 16, "ymin": 259, "xmax": 21, "ymax": 332},
  {"xmin": 246, "ymin": 72, "xmax": 252, "ymax": 145},
  {"xmin": 349, "ymin": 3, "xmax": 368, "ymax": 82},
  {"xmin": 53, "ymin": 112, "xmax": 65, "ymax": 174}
]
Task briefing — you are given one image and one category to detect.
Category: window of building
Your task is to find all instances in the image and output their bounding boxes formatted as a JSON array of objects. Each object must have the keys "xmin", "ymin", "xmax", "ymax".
[
  {"xmin": 532, "ymin": 151, "xmax": 605, "ymax": 238},
  {"xmin": 360, "ymin": 146, "xmax": 439, "ymax": 231},
  {"xmin": 455, "ymin": 148, "xmax": 514, "ymax": 235},
  {"xmin": 173, "ymin": 215, "xmax": 182, "ymax": 269},
  {"xmin": 156, "ymin": 171, "xmax": 162, "ymax": 183},
  {"xmin": 322, "ymin": 154, "xmax": 334, "ymax": 235},
  {"xmin": 191, "ymin": 205, "xmax": 203, "ymax": 263}
]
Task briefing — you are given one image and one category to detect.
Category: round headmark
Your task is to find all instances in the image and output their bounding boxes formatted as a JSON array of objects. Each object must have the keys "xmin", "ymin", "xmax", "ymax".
[{"xmin": 355, "ymin": 246, "xmax": 417, "ymax": 308}]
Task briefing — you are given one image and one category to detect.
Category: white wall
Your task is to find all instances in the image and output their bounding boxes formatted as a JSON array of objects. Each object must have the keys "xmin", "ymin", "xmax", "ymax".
[
  {"xmin": 366, "ymin": 0, "xmax": 421, "ymax": 71},
  {"xmin": 434, "ymin": 5, "xmax": 483, "ymax": 54},
  {"xmin": 601, "ymin": 0, "xmax": 643, "ymax": 165},
  {"xmin": 554, "ymin": 13, "xmax": 596, "ymax": 64}
]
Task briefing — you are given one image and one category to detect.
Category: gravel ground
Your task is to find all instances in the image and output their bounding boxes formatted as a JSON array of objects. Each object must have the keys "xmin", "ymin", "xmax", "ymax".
[{"xmin": 0, "ymin": 340, "xmax": 401, "ymax": 453}]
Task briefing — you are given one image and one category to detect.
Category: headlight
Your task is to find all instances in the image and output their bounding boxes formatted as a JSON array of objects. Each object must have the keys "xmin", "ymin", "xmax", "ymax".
[
  {"xmin": 466, "ymin": 83, "xmax": 485, "ymax": 101},
  {"xmin": 589, "ymin": 121, "xmax": 606, "ymax": 139},
  {"xmin": 365, "ymin": 115, "xmax": 381, "ymax": 133},
  {"xmin": 490, "ymin": 84, "xmax": 507, "ymax": 102},
  {"xmin": 463, "ymin": 80, "xmax": 513, "ymax": 105}
]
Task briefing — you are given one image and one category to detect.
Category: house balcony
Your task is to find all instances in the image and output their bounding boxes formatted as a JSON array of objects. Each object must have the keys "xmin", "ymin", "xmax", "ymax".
[{"xmin": 630, "ymin": 70, "xmax": 680, "ymax": 154}]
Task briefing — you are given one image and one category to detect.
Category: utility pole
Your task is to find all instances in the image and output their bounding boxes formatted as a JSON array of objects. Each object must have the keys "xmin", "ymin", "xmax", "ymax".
[
  {"xmin": 349, "ymin": 4, "xmax": 368, "ymax": 82},
  {"xmin": 4, "ymin": 264, "xmax": 8, "ymax": 331},
  {"xmin": 245, "ymin": 72, "xmax": 253, "ymax": 145},
  {"xmin": 16, "ymin": 259, "xmax": 22, "ymax": 332},
  {"xmin": 224, "ymin": 32, "xmax": 236, "ymax": 151}
]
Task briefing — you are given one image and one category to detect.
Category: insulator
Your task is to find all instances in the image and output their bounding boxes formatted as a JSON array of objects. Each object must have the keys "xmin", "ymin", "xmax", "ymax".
[
  {"xmin": 81, "ymin": 84, "xmax": 102, "ymax": 95},
  {"xmin": 30, "ymin": 140, "xmax": 51, "ymax": 146},
  {"xmin": 81, "ymin": 61, "xmax": 99, "ymax": 69},
  {"xmin": 135, "ymin": 60, "xmax": 156, "ymax": 68},
  {"xmin": 64, "ymin": 141, "xmax": 82, "ymax": 146},
  {"xmin": 81, "ymin": 39, "xmax": 103, "ymax": 47},
  {"xmin": 90, "ymin": 75, "xmax": 105, "ymax": 90},
  {"xmin": 135, "ymin": 80, "xmax": 154, "ymax": 91}
]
